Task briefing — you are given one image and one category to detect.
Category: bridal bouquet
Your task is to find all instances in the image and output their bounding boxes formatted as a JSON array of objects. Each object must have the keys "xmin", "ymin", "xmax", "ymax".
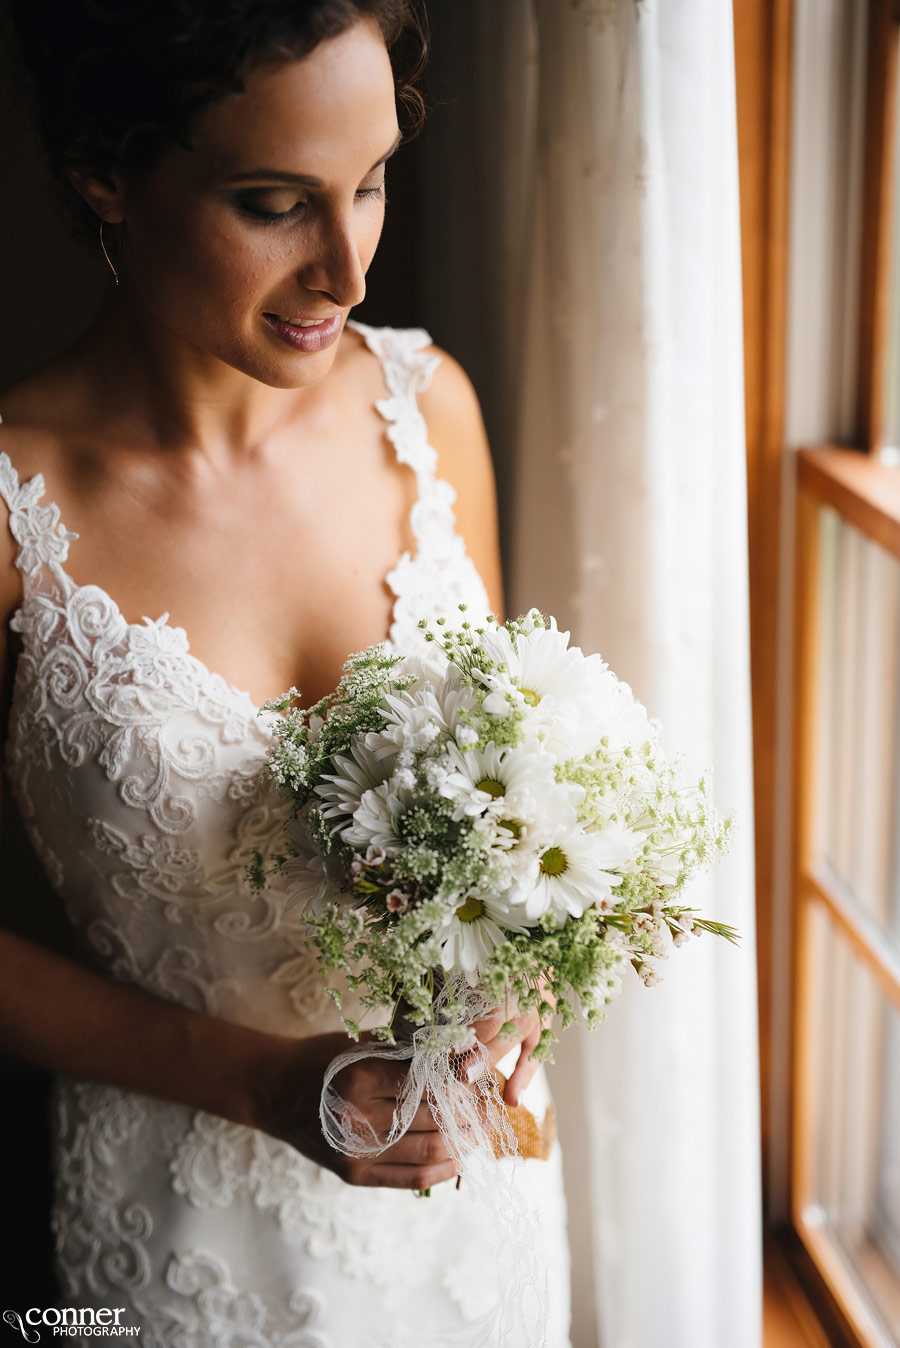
[
  {"xmin": 251, "ymin": 606, "xmax": 736, "ymax": 1065},
  {"xmin": 251, "ymin": 607, "xmax": 736, "ymax": 1343}
]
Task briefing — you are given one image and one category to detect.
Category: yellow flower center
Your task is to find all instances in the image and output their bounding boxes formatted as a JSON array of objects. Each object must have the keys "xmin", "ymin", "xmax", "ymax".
[
  {"xmin": 539, "ymin": 846, "xmax": 568, "ymax": 877},
  {"xmin": 475, "ymin": 777, "xmax": 505, "ymax": 799},
  {"xmin": 518, "ymin": 686, "xmax": 541, "ymax": 706},
  {"xmin": 455, "ymin": 896, "xmax": 485, "ymax": 923},
  {"xmin": 499, "ymin": 818, "xmax": 522, "ymax": 840}
]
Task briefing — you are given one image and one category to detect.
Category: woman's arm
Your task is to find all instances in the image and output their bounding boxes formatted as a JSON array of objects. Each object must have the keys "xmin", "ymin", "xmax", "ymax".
[
  {"xmin": 0, "ymin": 923, "xmax": 464, "ymax": 1188},
  {"xmin": 0, "ymin": 922, "xmax": 548, "ymax": 1187},
  {"xmin": 0, "ymin": 543, "xmax": 277, "ymax": 1127},
  {"xmin": 0, "ymin": 924, "xmax": 263, "ymax": 1122}
]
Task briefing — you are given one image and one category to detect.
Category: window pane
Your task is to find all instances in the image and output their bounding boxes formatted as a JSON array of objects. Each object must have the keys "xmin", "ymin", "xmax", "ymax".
[
  {"xmin": 816, "ymin": 507, "xmax": 900, "ymax": 958},
  {"xmin": 804, "ymin": 901, "xmax": 900, "ymax": 1341}
]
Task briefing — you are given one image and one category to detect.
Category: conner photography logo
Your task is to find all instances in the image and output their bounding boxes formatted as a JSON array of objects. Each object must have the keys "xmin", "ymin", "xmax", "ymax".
[{"xmin": 3, "ymin": 1308, "xmax": 140, "ymax": 1341}]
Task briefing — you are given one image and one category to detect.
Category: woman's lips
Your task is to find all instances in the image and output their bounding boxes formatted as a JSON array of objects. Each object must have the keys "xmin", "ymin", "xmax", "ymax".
[{"xmin": 262, "ymin": 312, "xmax": 343, "ymax": 352}]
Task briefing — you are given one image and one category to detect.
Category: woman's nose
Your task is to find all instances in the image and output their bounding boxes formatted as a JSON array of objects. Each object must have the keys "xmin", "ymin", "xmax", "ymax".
[{"xmin": 298, "ymin": 209, "xmax": 367, "ymax": 309}]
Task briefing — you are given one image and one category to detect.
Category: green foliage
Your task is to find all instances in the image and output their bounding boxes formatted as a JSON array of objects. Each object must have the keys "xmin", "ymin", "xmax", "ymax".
[{"xmin": 263, "ymin": 645, "xmax": 415, "ymax": 807}]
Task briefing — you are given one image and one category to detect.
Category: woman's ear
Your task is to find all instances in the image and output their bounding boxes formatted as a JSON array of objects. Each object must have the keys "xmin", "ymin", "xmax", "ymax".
[{"xmin": 64, "ymin": 165, "xmax": 126, "ymax": 224}]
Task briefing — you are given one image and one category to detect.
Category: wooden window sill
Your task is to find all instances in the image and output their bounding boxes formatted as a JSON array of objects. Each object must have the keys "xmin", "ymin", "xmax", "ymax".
[
  {"xmin": 765, "ymin": 1230, "xmax": 834, "ymax": 1347},
  {"xmin": 765, "ymin": 1227, "xmax": 865, "ymax": 1348},
  {"xmin": 797, "ymin": 446, "xmax": 900, "ymax": 559}
]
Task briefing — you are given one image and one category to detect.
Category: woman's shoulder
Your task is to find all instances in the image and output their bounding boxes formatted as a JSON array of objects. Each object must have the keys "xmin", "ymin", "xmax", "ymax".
[
  {"xmin": 412, "ymin": 335, "xmax": 494, "ymax": 500},
  {"xmin": 345, "ymin": 318, "xmax": 489, "ymax": 466},
  {"xmin": 417, "ymin": 341, "xmax": 485, "ymax": 439},
  {"xmin": 0, "ymin": 359, "xmax": 81, "ymax": 490}
]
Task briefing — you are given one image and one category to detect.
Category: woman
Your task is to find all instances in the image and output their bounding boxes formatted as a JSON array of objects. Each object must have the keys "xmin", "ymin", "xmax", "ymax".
[{"xmin": 0, "ymin": 1, "xmax": 571, "ymax": 1345}]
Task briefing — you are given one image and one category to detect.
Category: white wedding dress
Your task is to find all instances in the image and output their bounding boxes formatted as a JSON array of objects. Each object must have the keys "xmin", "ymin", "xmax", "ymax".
[{"xmin": 0, "ymin": 320, "xmax": 572, "ymax": 1348}]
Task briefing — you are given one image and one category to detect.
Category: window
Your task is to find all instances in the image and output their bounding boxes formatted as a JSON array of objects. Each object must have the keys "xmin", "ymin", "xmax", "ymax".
[{"xmin": 789, "ymin": 2, "xmax": 900, "ymax": 1343}]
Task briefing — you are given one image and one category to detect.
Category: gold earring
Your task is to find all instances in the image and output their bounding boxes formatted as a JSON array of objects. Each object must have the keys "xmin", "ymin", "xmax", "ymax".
[{"xmin": 99, "ymin": 218, "xmax": 119, "ymax": 285}]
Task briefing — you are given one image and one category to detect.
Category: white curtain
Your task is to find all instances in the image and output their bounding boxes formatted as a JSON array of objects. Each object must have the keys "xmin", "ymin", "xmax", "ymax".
[{"xmin": 419, "ymin": 2, "xmax": 762, "ymax": 1345}]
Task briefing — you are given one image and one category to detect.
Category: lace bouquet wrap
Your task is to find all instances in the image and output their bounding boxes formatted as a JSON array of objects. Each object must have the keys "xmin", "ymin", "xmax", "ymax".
[{"xmin": 253, "ymin": 607, "xmax": 737, "ymax": 1345}]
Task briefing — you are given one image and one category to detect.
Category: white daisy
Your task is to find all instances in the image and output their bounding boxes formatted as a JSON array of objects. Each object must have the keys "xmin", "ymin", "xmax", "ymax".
[
  {"xmin": 363, "ymin": 674, "xmax": 476, "ymax": 763},
  {"xmin": 341, "ymin": 776, "xmax": 416, "ymax": 851},
  {"xmin": 282, "ymin": 815, "xmax": 344, "ymax": 916},
  {"xmin": 315, "ymin": 742, "xmax": 391, "ymax": 825},
  {"xmin": 474, "ymin": 619, "xmax": 620, "ymax": 757},
  {"xmin": 444, "ymin": 740, "xmax": 576, "ymax": 840},
  {"xmin": 437, "ymin": 890, "xmax": 533, "ymax": 986},
  {"xmin": 510, "ymin": 818, "xmax": 637, "ymax": 922},
  {"xmin": 476, "ymin": 617, "xmax": 593, "ymax": 704}
]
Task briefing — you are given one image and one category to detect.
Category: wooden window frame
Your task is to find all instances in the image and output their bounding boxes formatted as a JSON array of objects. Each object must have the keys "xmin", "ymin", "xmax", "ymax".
[
  {"xmin": 734, "ymin": 0, "xmax": 793, "ymax": 1216},
  {"xmin": 788, "ymin": 4, "xmax": 900, "ymax": 1344},
  {"xmin": 738, "ymin": 0, "xmax": 900, "ymax": 1342},
  {"xmin": 792, "ymin": 449, "xmax": 900, "ymax": 1347}
]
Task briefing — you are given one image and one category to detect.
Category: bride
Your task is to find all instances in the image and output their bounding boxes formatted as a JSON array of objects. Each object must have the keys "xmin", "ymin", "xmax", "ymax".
[{"xmin": 0, "ymin": 1, "xmax": 571, "ymax": 1343}]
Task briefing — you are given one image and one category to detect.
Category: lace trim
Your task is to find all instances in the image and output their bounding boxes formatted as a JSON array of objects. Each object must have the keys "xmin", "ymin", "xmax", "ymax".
[
  {"xmin": 0, "ymin": 435, "xmax": 78, "ymax": 580},
  {"xmin": 346, "ymin": 320, "xmax": 442, "ymax": 475},
  {"xmin": 346, "ymin": 321, "xmax": 490, "ymax": 646}
]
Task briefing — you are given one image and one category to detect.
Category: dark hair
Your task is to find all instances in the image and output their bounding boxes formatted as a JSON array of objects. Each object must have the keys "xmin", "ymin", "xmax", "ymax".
[{"xmin": 3, "ymin": 0, "xmax": 428, "ymax": 244}]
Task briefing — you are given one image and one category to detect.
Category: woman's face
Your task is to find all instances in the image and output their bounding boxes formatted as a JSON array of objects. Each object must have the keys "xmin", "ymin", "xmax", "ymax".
[{"xmin": 108, "ymin": 17, "xmax": 400, "ymax": 387}]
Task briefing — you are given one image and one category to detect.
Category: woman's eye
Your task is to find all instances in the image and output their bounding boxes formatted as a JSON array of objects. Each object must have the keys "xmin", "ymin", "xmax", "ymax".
[
  {"xmin": 234, "ymin": 181, "xmax": 386, "ymax": 225},
  {"xmin": 356, "ymin": 183, "xmax": 387, "ymax": 203},
  {"xmin": 235, "ymin": 195, "xmax": 305, "ymax": 223}
]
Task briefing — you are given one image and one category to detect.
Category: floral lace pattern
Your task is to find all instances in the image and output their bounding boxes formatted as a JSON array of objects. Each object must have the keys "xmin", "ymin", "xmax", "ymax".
[
  {"xmin": 0, "ymin": 322, "xmax": 570, "ymax": 1346},
  {"xmin": 158, "ymin": 1250, "xmax": 332, "ymax": 1348},
  {"xmin": 169, "ymin": 1112, "xmax": 454, "ymax": 1290},
  {"xmin": 348, "ymin": 322, "xmax": 492, "ymax": 647},
  {"xmin": 51, "ymin": 1079, "xmax": 154, "ymax": 1303},
  {"xmin": 0, "ymin": 435, "xmax": 78, "ymax": 578}
]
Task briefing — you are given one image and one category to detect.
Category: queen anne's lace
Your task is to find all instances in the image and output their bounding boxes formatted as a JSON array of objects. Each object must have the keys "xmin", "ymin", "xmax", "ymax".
[{"xmin": 0, "ymin": 321, "xmax": 571, "ymax": 1347}]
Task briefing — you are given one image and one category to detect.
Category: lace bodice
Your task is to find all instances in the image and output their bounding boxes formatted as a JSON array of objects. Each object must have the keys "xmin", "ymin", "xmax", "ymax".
[{"xmin": 0, "ymin": 320, "xmax": 571, "ymax": 1348}]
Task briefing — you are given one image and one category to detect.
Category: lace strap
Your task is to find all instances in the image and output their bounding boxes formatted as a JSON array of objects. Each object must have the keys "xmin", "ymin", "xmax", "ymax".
[
  {"xmin": 0, "ymin": 429, "xmax": 78, "ymax": 580},
  {"xmin": 347, "ymin": 319, "xmax": 443, "ymax": 477}
]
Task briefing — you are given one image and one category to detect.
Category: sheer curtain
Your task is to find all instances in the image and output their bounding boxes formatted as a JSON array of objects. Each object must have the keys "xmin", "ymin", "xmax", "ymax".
[{"xmin": 419, "ymin": 2, "xmax": 762, "ymax": 1345}]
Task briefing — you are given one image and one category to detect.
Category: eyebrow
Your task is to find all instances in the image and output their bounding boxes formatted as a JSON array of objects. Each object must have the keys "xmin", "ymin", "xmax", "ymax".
[{"xmin": 223, "ymin": 131, "xmax": 403, "ymax": 187}]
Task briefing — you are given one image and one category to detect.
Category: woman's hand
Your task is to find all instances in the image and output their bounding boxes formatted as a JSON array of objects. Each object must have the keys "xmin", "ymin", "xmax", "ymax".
[
  {"xmin": 249, "ymin": 1030, "xmax": 459, "ymax": 1191},
  {"xmin": 459, "ymin": 1003, "xmax": 545, "ymax": 1108}
]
